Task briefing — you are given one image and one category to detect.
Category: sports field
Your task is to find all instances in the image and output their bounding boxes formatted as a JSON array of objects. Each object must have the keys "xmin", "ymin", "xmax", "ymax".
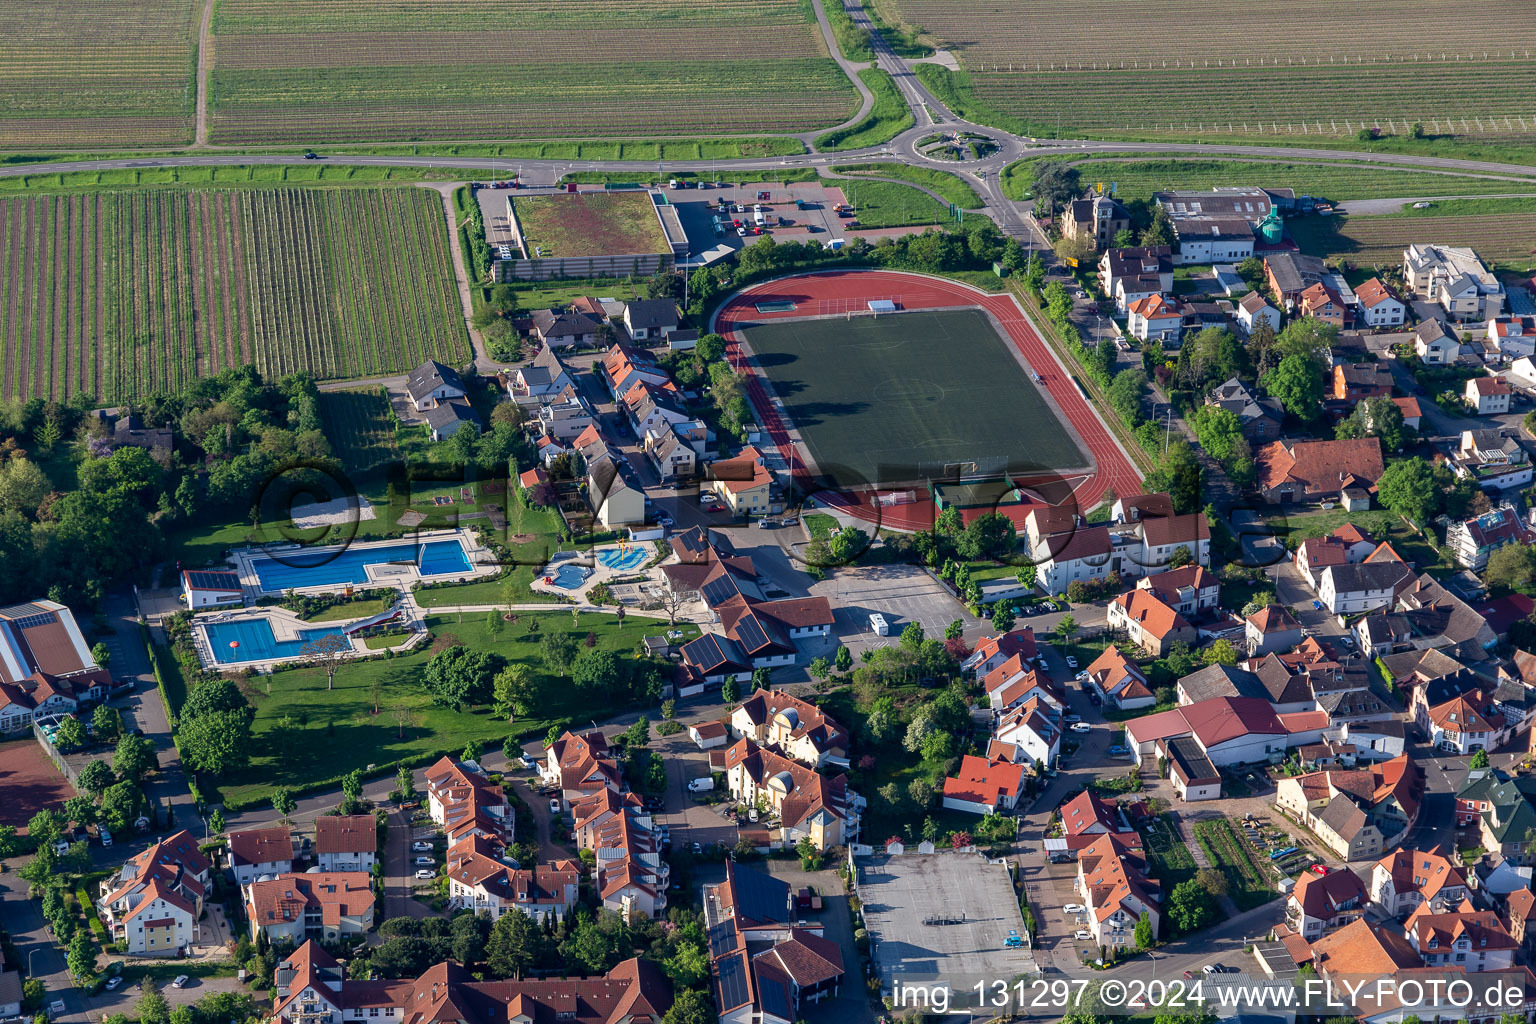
[
  {"xmin": 741, "ymin": 308, "xmax": 1088, "ymax": 488},
  {"xmin": 889, "ymin": 0, "xmax": 1536, "ymax": 142},
  {"xmin": 511, "ymin": 192, "xmax": 669, "ymax": 258}
]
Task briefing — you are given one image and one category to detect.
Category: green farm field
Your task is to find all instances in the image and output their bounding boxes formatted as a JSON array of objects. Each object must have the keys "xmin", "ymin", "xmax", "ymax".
[
  {"xmin": 0, "ymin": 186, "xmax": 469, "ymax": 404},
  {"xmin": 890, "ymin": 0, "xmax": 1536, "ymax": 143},
  {"xmin": 1291, "ymin": 201, "xmax": 1536, "ymax": 273},
  {"xmin": 742, "ymin": 308, "xmax": 1087, "ymax": 487},
  {"xmin": 0, "ymin": 0, "xmax": 201, "ymax": 150},
  {"xmin": 207, "ymin": 0, "xmax": 857, "ymax": 145}
]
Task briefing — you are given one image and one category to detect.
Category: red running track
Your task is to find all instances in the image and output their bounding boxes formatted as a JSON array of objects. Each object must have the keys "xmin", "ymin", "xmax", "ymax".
[{"xmin": 712, "ymin": 270, "xmax": 1145, "ymax": 532}]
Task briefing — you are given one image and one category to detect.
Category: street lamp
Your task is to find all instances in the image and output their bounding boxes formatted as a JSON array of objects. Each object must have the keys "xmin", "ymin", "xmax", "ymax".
[{"xmin": 28, "ymin": 949, "xmax": 39, "ymax": 977}]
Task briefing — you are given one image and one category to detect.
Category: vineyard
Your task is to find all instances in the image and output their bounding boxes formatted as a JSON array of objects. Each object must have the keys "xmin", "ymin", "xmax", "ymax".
[
  {"xmin": 0, "ymin": 187, "xmax": 469, "ymax": 405},
  {"xmin": 889, "ymin": 0, "xmax": 1536, "ymax": 141},
  {"xmin": 207, "ymin": 0, "xmax": 857, "ymax": 144},
  {"xmin": 0, "ymin": 0, "xmax": 200, "ymax": 150},
  {"xmin": 1291, "ymin": 206, "xmax": 1536, "ymax": 272},
  {"xmin": 318, "ymin": 389, "xmax": 403, "ymax": 472}
]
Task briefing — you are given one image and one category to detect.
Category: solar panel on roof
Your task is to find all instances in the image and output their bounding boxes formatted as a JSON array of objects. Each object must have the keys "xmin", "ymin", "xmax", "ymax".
[
  {"xmin": 9, "ymin": 613, "xmax": 56, "ymax": 629},
  {"xmin": 707, "ymin": 919, "xmax": 739, "ymax": 959},
  {"xmin": 715, "ymin": 952, "xmax": 750, "ymax": 1011},
  {"xmin": 734, "ymin": 614, "xmax": 769, "ymax": 653},
  {"xmin": 731, "ymin": 865, "xmax": 791, "ymax": 925},
  {"xmin": 755, "ymin": 965, "xmax": 794, "ymax": 1021},
  {"xmin": 701, "ymin": 575, "xmax": 742, "ymax": 607}
]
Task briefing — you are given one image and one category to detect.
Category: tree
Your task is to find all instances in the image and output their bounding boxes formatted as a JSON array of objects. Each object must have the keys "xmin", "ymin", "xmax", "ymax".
[
  {"xmin": 1112, "ymin": 227, "xmax": 1137, "ymax": 249},
  {"xmin": 834, "ymin": 644, "xmax": 852, "ymax": 673},
  {"xmin": 1141, "ymin": 204, "xmax": 1173, "ymax": 247},
  {"xmin": 99, "ymin": 781, "xmax": 144, "ymax": 834},
  {"xmin": 1164, "ymin": 640, "xmax": 1196, "ymax": 678},
  {"xmin": 1053, "ymin": 231, "xmax": 1097, "ymax": 269},
  {"xmin": 492, "ymin": 664, "xmax": 534, "ymax": 721},
  {"xmin": 1192, "ymin": 406, "xmax": 1247, "ymax": 464},
  {"xmin": 300, "ymin": 632, "xmax": 353, "ymax": 691},
  {"xmin": 90, "ymin": 642, "xmax": 112, "ymax": 668},
  {"xmin": 1017, "ymin": 563, "xmax": 1037, "ymax": 589},
  {"xmin": 750, "ymin": 666, "xmax": 772, "ymax": 692},
  {"xmin": 662, "ymin": 940, "xmax": 710, "ymax": 989},
  {"xmin": 396, "ymin": 764, "xmax": 416, "ymax": 802},
  {"xmin": 1241, "ymin": 592, "xmax": 1275, "ymax": 616},
  {"xmin": 67, "ymin": 929, "xmax": 96, "ymax": 981},
  {"xmin": 721, "ymin": 677, "xmax": 739, "ymax": 704},
  {"xmin": 808, "ymin": 656, "xmax": 831, "ymax": 684},
  {"xmin": 55, "ymin": 716, "xmax": 85, "ymax": 750},
  {"xmin": 1261, "ymin": 353, "xmax": 1325, "ymax": 418},
  {"xmin": 113, "ymin": 732, "xmax": 155, "ymax": 782},
  {"xmin": 451, "ymin": 911, "xmax": 491, "ymax": 968},
  {"xmin": 180, "ymin": 677, "xmax": 254, "ymax": 722},
  {"xmin": 1470, "ymin": 749, "xmax": 1491, "ymax": 770},
  {"xmin": 1055, "ymin": 613, "xmax": 1077, "ymax": 643},
  {"xmin": 560, "ymin": 911, "xmax": 626, "ymax": 974},
  {"xmin": 1134, "ymin": 910, "xmax": 1154, "ymax": 948},
  {"xmin": 959, "ymin": 512, "xmax": 1016, "ymax": 561},
  {"xmin": 1201, "ymin": 638, "xmax": 1238, "ymax": 666},
  {"xmin": 63, "ymin": 795, "xmax": 96, "ymax": 828},
  {"xmin": 137, "ymin": 980, "xmax": 169, "ymax": 1024},
  {"xmin": 900, "ymin": 621, "xmax": 925, "ymax": 652},
  {"xmin": 342, "ymin": 768, "xmax": 364, "ymax": 802},
  {"xmin": 1484, "ymin": 544, "xmax": 1536, "ymax": 595},
  {"xmin": 1338, "ymin": 395, "xmax": 1409, "ymax": 452},
  {"xmin": 209, "ymin": 808, "xmax": 226, "ymax": 835},
  {"xmin": 945, "ymin": 618, "xmax": 964, "ymax": 641},
  {"xmin": 0, "ymin": 457, "xmax": 51, "ymax": 514},
  {"xmin": 1376, "ymin": 457, "xmax": 1438, "ymax": 525},
  {"xmin": 1030, "ymin": 161, "xmax": 1081, "ymax": 217},
  {"xmin": 661, "ymin": 988, "xmax": 716, "ymax": 1024},
  {"xmin": 1166, "ymin": 878, "xmax": 1215, "ymax": 933},
  {"xmin": 91, "ymin": 704, "xmax": 122, "ymax": 744},
  {"xmin": 572, "ymin": 649, "xmax": 625, "ymax": 699},
  {"xmin": 424, "ymin": 645, "xmax": 502, "ymax": 710},
  {"xmin": 178, "ymin": 710, "xmax": 253, "ymax": 775},
  {"xmin": 272, "ymin": 787, "xmax": 297, "ymax": 821},
  {"xmin": 77, "ymin": 759, "xmax": 114, "ymax": 796},
  {"xmin": 539, "ymin": 631, "xmax": 578, "ymax": 678},
  {"xmin": 992, "ymin": 604, "xmax": 1016, "ymax": 632}
]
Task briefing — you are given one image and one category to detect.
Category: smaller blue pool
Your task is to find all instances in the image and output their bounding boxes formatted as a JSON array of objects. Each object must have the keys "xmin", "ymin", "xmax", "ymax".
[
  {"xmin": 596, "ymin": 546, "xmax": 647, "ymax": 571},
  {"xmin": 205, "ymin": 618, "xmax": 347, "ymax": 665},
  {"xmin": 547, "ymin": 564, "xmax": 590, "ymax": 590}
]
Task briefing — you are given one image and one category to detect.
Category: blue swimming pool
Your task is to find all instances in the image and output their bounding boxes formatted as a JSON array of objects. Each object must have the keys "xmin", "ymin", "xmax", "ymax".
[
  {"xmin": 596, "ymin": 546, "xmax": 647, "ymax": 571},
  {"xmin": 205, "ymin": 619, "xmax": 347, "ymax": 665},
  {"xmin": 548, "ymin": 564, "xmax": 590, "ymax": 590},
  {"xmin": 250, "ymin": 539, "xmax": 471, "ymax": 592}
]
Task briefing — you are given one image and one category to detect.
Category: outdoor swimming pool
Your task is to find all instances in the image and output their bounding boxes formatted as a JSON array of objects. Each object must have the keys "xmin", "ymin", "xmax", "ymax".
[
  {"xmin": 205, "ymin": 618, "xmax": 347, "ymax": 665},
  {"xmin": 595, "ymin": 546, "xmax": 648, "ymax": 571},
  {"xmin": 547, "ymin": 564, "xmax": 590, "ymax": 590},
  {"xmin": 250, "ymin": 539, "xmax": 472, "ymax": 592}
]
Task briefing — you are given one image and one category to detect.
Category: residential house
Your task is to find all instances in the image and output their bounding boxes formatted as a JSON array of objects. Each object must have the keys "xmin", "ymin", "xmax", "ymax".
[
  {"xmin": 107, "ymin": 413, "xmax": 173, "ymax": 455},
  {"xmin": 425, "ymin": 757, "xmax": 515, "ymax": 844},
  {"xmin": 1085, "ymin": 647, "xmax": 1155, "ymax": 710},
  {"xmin": 1342, "ymin": 719, "xmax": 1408, "ymax": 762},
  {"xmin": 446, "ymin": 836, "xmax": 580, "ymax": 922},
  {"xmin": 644, "ymin": 424, "xmax": 698, "ymax": 482},
  {"xmin": 602, "ymin": 343, "xmax": 670, "ymax": 399},
  {"xmin": 1235, "ymin": 292, "xmax": 1282, "ymax": 337},
  {"xmin": 587, "ymin": 452, "xmax": 646, "ymax": 527},
  {"xmin": 1254, "ymin": 437, "xmax": 1384, "ymax": 505},
  {"xmin": 1355, "ymin": 278, "xmax": 1407, "ymax": 327},
  {"xmin": 1450, "ymin": 429, "xmax": 1533, "ymax": 492},
  {"xmin": 536, "ymin": 394, "xmax": 595, "ymax": 441},
  {"xmin": 961, "ymin": 628, "xmax": 1039, "ymax": 678},
  {"xmin": 1486, "ymin": 317, "xmax": 1536, "ymax": 364},
  {"xmin": 1414, "ymin": 319, "xmax": 1460, "ymax": 364},
  {"xmin": 1301, "ymin": 283, "xmax": 1347, "ymax": 327},
  {"xmin": 706, "ymin": 446, "xmax": 778, "ymax": 517},
  {"xmin": 507, "ymin": 347, "xmax": 571, "ymax": 400},
  {"xmin": 530, "ymin": 308, "xmax": 604, "ymax": 349},
  {"xmin": 1406, "ymin": 906, "xmax": 1518, "ymax": 972},
  {"xmin": 1206, "ymin": 377, "xmax": 1282, "ymax": 442},
  {"xmin": 0, "ymin": 972, "xmax": 19, "ymax": 1019},
  {"xmin": 1174, "ymin": 663, "xmax": 1266, "ymax": 705},
  {"xmin": 1471, "ymin": 773, "xmax": 1536, "ymax": 865},
  {"xmin": 1247, "ymin": 604, "xmax": 1303, "ymax": 656},
  {"xmin": 622, "ymin": 298, "xmax": 678, "ymax": 341},
  {"xmin": 1265, "ymin": 251, "xmax": 1328, "ymax": 309},
  {"xmin": 116, "ymin": 882, "xmax": 198, "ymax": 956},
  {"xmin": 941, "ymin": 754, "xmax": 1027, "ymax": 816},
  {"xmin": 1415, "ymin": 689, "xmax": 1507, "ymax": 754},
  {"xmin": 1370, "ymin": 848, "xmax": 1470, "ymax": 917},
  {"xmin": 1309, "ymin": 917, "xmax": 1425, "ymax": 976},
  {"xmin": 1508, "ymin": 888, "xmax": 1536, "ymax": 953},
  {"xmin": 1154, "ymin": 188, "xmax": 1260, "ymax": 264},
  {"xmin": 728, "ymin": 690, "xmax": 848, "ymax": 768},
  {"xmin": 1059, "ymin": 790, "xmax": 1137, "ymax": 845},
  {"xmin": 226, "ymin": 826, "xmax": 293, "ymax": 887},
  {"xmin": 1317, "ymin": 560, "xmax": 1415, "ymax": 615},
  {"xmin": 1403, "ymin": 244, "xmax": 1506, "ymax": 321},
  {"xmin": 1136, "ymin": 564, "xmax": 1220, "ymax": 617},
  {"xmin": 424, "ymin": 399, "xmax": 481, "ymax": 442},
  {"xmin": 1447, "ymin": 505, "xmax": 1534, "ymax": 570},
  {"xmin": 1111, "ymin": 492, "xmax": 1174, "ymax": 524},
  {"xmin": 1076, "ymin": 833, "xmax": 1161, "ymax": 950},
  {"xmin": 1029, "ymin": 525, "xmax": 1113, "ymax": 594},
  {"xmin": 982, "ymin": 656, "xmax": 1061, "ymax": 714},
  {"xmin": 97, "ymin": 831, "xmax": 209, "ymax": 955},
  {"xmin": 1106, "ymin": 589, "xmax": 1195, "ymax": 656},
  {"xmin": 1273, "ymin": 755, "xmax": 1424, "ymax": 861},
  {"xmin": 1123, "ymin": 696, "xmax": 1296, "ymax": 768},
  {"xmin": 1099, "ymin": 246, "xmax": 1173, "ymax": 313},
  {"xmin": 994, "ymin": 697, "xmax": 1061, "ymax": 768},
  {"xmin": 718, "ymin": 739, "xmax": 854, "ymax": 851},
  {"xmin": 1287, "ymin": 867, "xmax": 1368, "ymax": 940},
  {"xmin": 245, "ymin": 872, "xmax": 374, "ymax": 945},
  {"xmin": 1392, "ymin": 396, "xmax": 1423, "ymax": 431},
  {"xmin": 1332, "ymin": 362, "xmax": 1393, "ymax": 402},
  {"xmin": 1467, "ymin": 375, "xmax": 1513, "ymax": 415},
  {"xmin": 1062, "ymin": 194, "xmax": 1130, "ymax": 250},
  {"xmin": 267, "ymin": 941, "xmax": 672, "ymax": 1024},
  {"xmin": 313, "ymin": 816, "xmax": 377, "ymax": 874},
  {"xmin": 181, "ymin": 570, "xmax": 243, "ymax": 610},
  {"xmin": 404, "ymin": 361, "xmax": 466, "ymax": 412},
  {"xmin": 1394, "ymin": 572, "xmax": 1499, "ymax": 658},
  {"xmin": 1127, "ymin": 294, "xmax": 1184, "ymax": 343}
]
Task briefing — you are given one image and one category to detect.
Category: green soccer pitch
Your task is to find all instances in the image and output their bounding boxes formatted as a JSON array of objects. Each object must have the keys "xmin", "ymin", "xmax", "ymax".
[{"xmin": 740, "ymin": 307, "xmax": 1089, "ymax": 488}]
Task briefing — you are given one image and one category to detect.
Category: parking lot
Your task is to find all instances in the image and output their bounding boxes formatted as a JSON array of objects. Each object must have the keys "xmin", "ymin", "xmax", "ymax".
[{"xmin": 810, "ymin": 562, "xmax": 983, "ymax": 655}]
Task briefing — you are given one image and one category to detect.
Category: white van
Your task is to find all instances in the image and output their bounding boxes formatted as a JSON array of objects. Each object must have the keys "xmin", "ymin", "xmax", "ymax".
[
  {"xmin": 687, "ymin": 776, "xmax": 715, "ymax": 793},
  {"xmin": 753, "ymin": 205, "xmax": 767, "ymax": 227},
  {"xmin": 869, "ymin": 613, "xmax": 889, "ymax": 636}
]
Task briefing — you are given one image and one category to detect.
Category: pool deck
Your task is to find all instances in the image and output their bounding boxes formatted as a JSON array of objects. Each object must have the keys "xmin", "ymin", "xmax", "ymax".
[
  {"xmin": 190, "ymin": 604, "xmax": 427, "ymax": 674},
  {"xmin": 529, "ymin": 543, "xmax": 665, "ymax": 602},
  {"xmin": 228, "ymin": 528, "xmax": 500, "ymax": 599}
]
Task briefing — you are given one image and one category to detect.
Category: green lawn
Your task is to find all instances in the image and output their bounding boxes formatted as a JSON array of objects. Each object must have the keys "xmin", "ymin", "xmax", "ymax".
[
  {"xmin": 1138, "ymin": 814, "xmax": 1197, "ymax": 888},
  {"xmin": 215, "ymin": 609, "xmax": 702, "ymax": 808},
  {"xmin": 1264, "ymin": 507, "xmax": 1443, "ymax": 567},
  {"xmin": 1192, "ymin": 817, "xmax": 1280, "ymax": 911},
  {"xmin": 831, "ymin": 162, "xmax": 984, "ymax": 208},
  {"xmin": 804, "ymin": 513, "xmax": 840, "ymax": 541},
  {"xmin": 814, "ymin": 68, "xmax": 915, "ymax": 151},
  {"xmin": 307, "ymin": 597, "xmax": 392, "ymax": 622},
  {"xmin": 835, "ymin": 178, "xmax": 949, "ymax": 227}
]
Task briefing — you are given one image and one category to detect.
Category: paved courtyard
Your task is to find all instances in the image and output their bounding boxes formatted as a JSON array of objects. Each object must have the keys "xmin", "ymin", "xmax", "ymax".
[{"xmin": 812, "ymin": 563, "xmax": 982, "ymax": 654}]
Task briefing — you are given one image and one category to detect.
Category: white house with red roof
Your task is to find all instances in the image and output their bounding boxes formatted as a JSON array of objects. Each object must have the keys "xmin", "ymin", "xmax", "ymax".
[
  {"xmin": 1370, "ymin": 848, "xmax": 1470, "ymax": 917},
  {"xmin": 1246, "ymin": 604, "xmax": 1303, "ymax": 657},
  {"xmin": 1415, "ymin": 690, "xmax": 1508, "ymax": 754},
  {"xmin": 1127, "ymin": 294, "xmax": 1184, "ymax": 342},
  {"xmin": 245, "ymin": 871, "xmax": 375, "ymax": 945},
  {"xmin": 994, "ymin": 696, "xmax": 1061, "ymax": 768},
  {"xmin": 982, "ymin": 655, "xmax": 1062, "ymax": 712},
  {"xmin": 1056, "ymin": 790, "xmax": 1140, "ymax": 854},
  {"xmin": 446, "ymin": 835, "xmax": 580, "ymax": 923},
  {"xmin": 425, "ymin": 758, "xmax": 515, "ymax": 843},
  {"xmin": 961, "ymin": 628, "xmax": 1038, "ymax": 678},
  {"xmin": 1287, "ymin": 867, "xmax": 1368, "ymax": 940},
  {"xmin": 1485, "ymin": 316, "xmax": 1536, "ymax": 363},
  {"xmin": 1467, "ymin": 375, "xmax": 1512, "ymax": 416},
  {"xmin": 226, "ymin": 826, "xmax": 294, "ymax": 886},
  {"xmin": 1076, "ymin": 833, "xmax": 1161, "ymax": 950},
  {"xmin": 1134, "ymin": 565, "xmax": 1219, "ymax": 618},
  {"xmin": 941, "ymin": 755, "xmax": 1026, "ymax": 815},
  {"xmin": 98, "ymin": 830, "xmax": 210, "ymax": 955},
  {"xmin": 1085, "ymin": 647, "xmax": 1154, "ymax": 710},
  {"xmin": 1106, "ymin": 588, "xmax": 1195, "ymax": 657},
  {"xmin": 1406, "ymin": 905, "xmax": 1518, "ymax": 971},
  {"xmin": 1124, "ymin": 696, "xmax": 1294, "ymax": 768},
  {"xmin": 728, "ymin": 689, "xmax": 848, "ymax": 768},
  {"xmin": 1354, "ymin": 278, "xmax": 1406, "ymax": 328},
  {"xmin": 314, "ymin": 815, "xmax": 377, "ymax": 873}
]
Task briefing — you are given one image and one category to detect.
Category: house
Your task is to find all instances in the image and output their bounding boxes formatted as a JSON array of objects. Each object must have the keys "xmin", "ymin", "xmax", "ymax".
[
  {"xmin": 1085, "ymin": 647, "xmax": 1155, "ymax": 710},
  {"xmin": 425, "ymin": 758, "xmax": 515, "ymax": 844},
  {"xmin": 644, "ymin": 424, "xmax": 698, "ymax": 482},
  {"xmin": 1099, "ymin": 245, "xmax": 1173, "ymax": 313},
  {"xmin": 245, "ymin": 872, "xmax": 374, "ymax": 944},
  {"xmin": 1509, "ymin": 888, "xmax": 1536, "ymax": 953},
  {"xmin": 961, "ymin": 628, "xmax": 1038, "ymax": 678},
  {"xmin": 1123, "ymin": 696, "xmax": 1292, "ymax": 768},
  {"xmin": 1162, "ymin": 735, "xmax": 1222, "ymax": 801},
  {"xmin": 1076, "ymin": 833, "xmax": 1161, "ymax": 950},
  {"xmin": 690, "ymin": 720, "xmax": 729, "ymax": 749},
  {"xmin": 405, "ymin": 360, "xmax": 467, "ymax": 412},
  {"xmin": 719, "ymin": 739, "xmax": 853, "ymax": 851},
  {"xmin": 1154, "ymin": 189, "xmax": 1259, "ymax": 264},
  {"xmin": 116, "ymin": 881, "xmax": 199, "ymax": 956},
  {"xmin": 601, "ymin": 343, "xmax": 670, "ymax": 400},
  {"xmin": 1486, "ymin": 317, "xmax": 1536, "ymax": 364},
  {"xmin": 1126, "ymin": 294, "xmax": 1184, "ymax": 342},
  {"xmin": 108, "ymin": 413, "xmax": 173, "ymax": 455},
  {"xmin": 1447, "ymin": 505, "xmax": 1534, "ymax": 570},
  {"xmin": 1370, "ymin": 848, "xmax": 1470, "ymax": 917},
  {"xmin": 507, "ymin": 346, "xmax": 572, "ymax": 399},
  {"xmin": 1469, "ymin": 773, "xmax": 1536, "ymax": 865},
  {"xmin": 1287, "ymin": 867, "xmax": 1368, "ymax": 940},
  {"xmin": 423, "ymin": 398, "xmax": 480, "ymax": 442},
  {"xmin": 1273, "ymin": 755, "xmax": 1423, "ymax": 861},
  {"xmin": 446, "ymin": 836, "xmax": 580, "ymax": 922},
  {"xmin": 1246, "ymin": 604, "xmax": 1303, "ymax": 657},
  {"xmin": 1317, "ymin": 560, "xmax": 1415, "ymax": 615},
  {"xmin": 1416, "ymin": 689, "xmax": 1507, "ymax": 754},
  {"xmin": 1414, "ymin": 318, "xmax": 1460, "ymax": 364},
  {"xmin": 313, "ymin": 815, "xmax": 377, "ymax": 873},
  {"xmin": 1111, "ymin": 492, "xmax": 1174, "ymax": 524},
  {"xmin": 267, "ymin": 941, "xmax": 673, "ymax": 1024},
  {"xmin": 587, "ymin": 452, "xmax": 647, "ymax": 527},
  {"xmin": 1235, "ymin": 292, "xmax": 1281, "ymax": 337},
  {"xmin": 181, "ymin": 570, "xmax": 243, "ymax": 610},
  {"xmin": 1406, "ymin": 906, "xmax": 1518, "ymax": 971},
  {"xmin": 1265, "ymin": 251, "xmax": 1328, "ymax": 309},
  {"xmin": 1301, "ymin": 283, "xmax": 1347, "ymax": 327},
  {"xmin": 622, "ymin": 298, "xmax": 678, "ymax": 341},
  {"xmin": 941, "ymin": 754, "xmax": 1026, "ymax": 815},
  {"xmin": 1394, "ymin": 572, "xmax": 1499, "ymax": 657},
  {"xmin": 705, "ymin": 446, "xmax": 776, "ymax": 516},
  {"xmin": 995, "ymin": 696, "xmax": 1061, "ymax": 768},
  {"xmin": 1309, "ymin": 917, "xmax": 1425, "ymax": 975},
  {"xmin": 0, "ymin": 600, "xmax": 114, "ymax": 731},
  {"xmin": 1206, "ymin": 377, "xmax": 1282, "ymax": 442},
  {"xmin": 1296, "ymin": 526, "xmax": 1376, "ymax": 589},
  {"xmin": 1342, "ymin": 719, "xmax": 1407, "ymax": 762},
  {"xmin": 1135, "ymin": 564, "xmax": 1220, "ymax": 617},
  {"xmin": 530, "ymin": 308, "xmax": 604, "ymax": 348},
  {"xmin": 1392, "ymin": 396, "xmax": 1423, "ymax": 430},
  {"xmin": 1332, "ymin": 361, "xmax": 1393, "ymax": 402},
  {"xmin": 729, "ymin": 690, "xmax": 848, "ymax": 768},
  {"xmin": 98, "ymin": 831, "xmax": 210, "ymax": 955},
  {"xmin": 226, "ymin": 826, "xmax": 293, "ymax": 887},
  {"xmin": 1106, "ymin": 589, "xmax": 1195, "ymax": 656},
  {"xmin": 1031, "ymin": 525, "xmax": 1113, "ymax": 593},
  {"xmin": 1255, "ymin": 437, "xmax": 1384, "ymax": 505},
  {"xmin": 0, "ymin": 971, "xmax": 21, "ymax": 1019},
  {"xmin": 1059, "ymin": 790, "xmax": 1137, "ymax": 844},
  {"xmin": 1403, "ymin": 244, "xmax": 1506, "ymax": 321},
  {"xmin": 1355, "ymin": 278, "xmax": 1407, "ymax": 328},
  {"xmin": 1062, "ymin": 194, "xmax": 1130, "ymax": 250},
  {"xmin": 1467, "ymin": 375, "xmax": 1512, "ymax": 415},
  {"xmin": 983, "ymin": 656, "xmax": 1061, "ymax": 713}
]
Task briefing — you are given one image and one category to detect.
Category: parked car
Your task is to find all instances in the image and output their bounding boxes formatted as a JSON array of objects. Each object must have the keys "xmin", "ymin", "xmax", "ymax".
[
  {"xmin": 106, "ymin": 977, "xmax": 124, "ymax": 991},
  {"xmin": 411, "ymin": 841, "xmax": 432, "ymax": 852},
  {"xmin": 172, "ymin": 976, "xmax": 189, "ymax": 989},
  {"xmin": 1065, "ymin": 655, "xmax": 1078, "ymax": 669},
  {"xmin": 1074, "ymin": 930, "xmax": 1092, "ymax": 940},
  {"xmin": 414, "ymin": 869, "xmax": 434, "ymax": 880},
  {"xmin": 1201, "ymin": 965, "xmax": 1218, "ymax": 975},
  {"xmin": 549, "ymin": 798, "xmax": 562, "ymax": 813},
  {"xmin": 1069, "ymin": 722, "xmax": 1091, "ymax": 734},
  {"xmin": 414, "ymin": 856, "xmax": 435, "ymax": 866},
  {"xmin": 1063, "ymin": 903, "xmax": 1085, "ymax": 914},
  {"xmin": 687, "ymin": 777, "xmax": 715, "ymax": 793},
  {"xmin": 1108, "ymin": 744, "xmax": 1130, "ymax": 755},
  {"xmin": 519, "ymin": 754, "xmax": 538, "ymax": 769}
]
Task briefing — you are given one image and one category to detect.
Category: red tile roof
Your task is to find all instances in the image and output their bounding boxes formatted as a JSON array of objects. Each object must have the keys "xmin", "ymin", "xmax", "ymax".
[{"xmin": 1110, "ymin": 588, "xmax": 1190, "ymax": 641}]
